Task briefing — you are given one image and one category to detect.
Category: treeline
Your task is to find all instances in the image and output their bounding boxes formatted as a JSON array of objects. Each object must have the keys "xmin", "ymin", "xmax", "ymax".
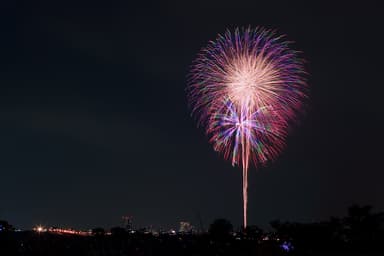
[{"xmin": 270, "ymin": 205, "xmax": 384, "ymax": 254}]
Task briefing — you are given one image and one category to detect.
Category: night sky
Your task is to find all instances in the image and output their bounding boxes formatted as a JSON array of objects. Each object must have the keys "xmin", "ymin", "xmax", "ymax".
[{"xmin": 1, "ymin": 1, "xmax": 383, "ymax": 230}]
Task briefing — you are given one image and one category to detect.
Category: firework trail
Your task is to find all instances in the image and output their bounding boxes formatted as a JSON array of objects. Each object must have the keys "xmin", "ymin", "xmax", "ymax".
[{"xmin": 187, "ymin": 27, "xmax": 307, "ymax": 227}]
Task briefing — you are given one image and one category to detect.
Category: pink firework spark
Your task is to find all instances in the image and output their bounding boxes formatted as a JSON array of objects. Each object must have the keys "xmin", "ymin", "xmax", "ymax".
[{"xmin": 187, "ymin": 27, "xmax": 307, "ymax": 227}]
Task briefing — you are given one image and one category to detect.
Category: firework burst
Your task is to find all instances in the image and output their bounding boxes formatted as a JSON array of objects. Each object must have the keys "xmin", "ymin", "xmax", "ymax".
[{"xmin": 187, "ymin": 27, "xmax": 307, "ymax": 227}]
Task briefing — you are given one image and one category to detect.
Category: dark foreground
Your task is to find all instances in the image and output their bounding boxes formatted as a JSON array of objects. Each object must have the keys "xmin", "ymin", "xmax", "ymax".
[
  {"xmin": 1, "ymin": 231, "xmax": 281, "ymax": 256},
  {"xmin": 1, "ymin": 230, "xmax": 384, "ymax": 256},
  {"xmin": 1, "ymin": 205, "xmax": 384, "ymax": 256}
]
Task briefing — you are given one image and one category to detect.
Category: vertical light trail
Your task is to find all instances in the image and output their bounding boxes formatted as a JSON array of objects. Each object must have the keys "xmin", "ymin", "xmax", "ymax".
[
  {"xmin": 240, "ymin": 105, "xmax": 251, "ymax": 227},
  {"xmin": 241, "ymin": 128, "xmax": 249, "ymax": 228}
]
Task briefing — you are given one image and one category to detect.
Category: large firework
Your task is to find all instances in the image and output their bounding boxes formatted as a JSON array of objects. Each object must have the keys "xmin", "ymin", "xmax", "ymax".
[{"xmin": 187, "ymin": 27, "xmax": 307, "ymax": 227}]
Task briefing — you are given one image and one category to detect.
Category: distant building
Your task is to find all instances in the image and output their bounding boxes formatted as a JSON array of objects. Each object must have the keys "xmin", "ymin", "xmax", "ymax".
[{"xmin": 179, "ymin": 221, "xmax": 194, "ymax": 234}]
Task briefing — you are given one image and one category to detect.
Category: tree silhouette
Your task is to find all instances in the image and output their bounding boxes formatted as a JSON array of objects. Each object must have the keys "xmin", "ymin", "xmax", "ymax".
[
  {"xmin": 209, "ymin": 218, "xmax": 233, "ymax": 240},
  {"xmin": 0, "ymin": 220, "xmax": 13, "ymax": 232},
  {"xmin": 243, "ymin": 225, "xmax": 263, "ymax": 240},
  {"xmin": 344, "ymin": 204, "xmax": 384, "ymax": 249}
]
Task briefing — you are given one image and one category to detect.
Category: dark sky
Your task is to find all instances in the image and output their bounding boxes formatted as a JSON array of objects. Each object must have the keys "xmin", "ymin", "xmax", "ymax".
[{"xmin": 1, "ymin": 0, "xmax": 383, "ymax": 230}]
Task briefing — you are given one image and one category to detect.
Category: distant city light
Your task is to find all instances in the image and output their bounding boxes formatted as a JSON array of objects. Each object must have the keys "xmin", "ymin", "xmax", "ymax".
[
  {"xmin": 34, "ymin": 225, "xmax": 47, "ymax": 233},
  {"xmin": 281, "ymin": 241, "xmax": 294, "ymax": 252},
  {"xmin": 48, "ymin": 227, "xmax": 90, "ymax": 236}
]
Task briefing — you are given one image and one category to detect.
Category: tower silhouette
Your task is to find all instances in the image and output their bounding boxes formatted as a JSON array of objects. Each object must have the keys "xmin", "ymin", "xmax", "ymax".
[{"xmin": 122, "ymin": 215, "xmax": 133, "ymax": 231}]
